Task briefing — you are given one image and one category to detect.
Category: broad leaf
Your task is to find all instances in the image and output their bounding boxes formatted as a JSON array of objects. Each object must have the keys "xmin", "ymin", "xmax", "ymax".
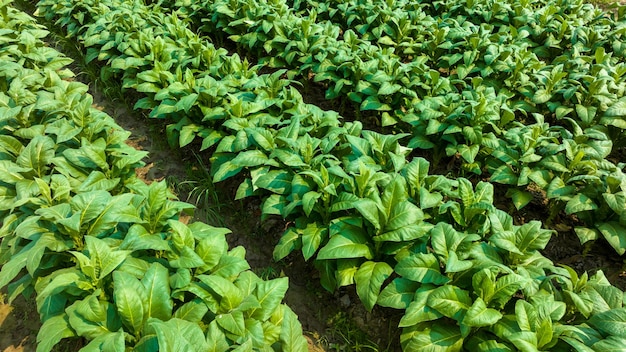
[{"xmin": 354, "ymin": 261, "xmax": 393, "ymax": 311}]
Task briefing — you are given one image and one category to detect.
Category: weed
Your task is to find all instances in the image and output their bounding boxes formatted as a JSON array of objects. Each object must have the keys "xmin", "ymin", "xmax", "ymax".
[
  {"xmin": 176, "ymin": 152, "xmax": 226, "ymax": 226},
  {"xmin": 325, "ymin": 312, "xmax": 382, "ymax": 352}
]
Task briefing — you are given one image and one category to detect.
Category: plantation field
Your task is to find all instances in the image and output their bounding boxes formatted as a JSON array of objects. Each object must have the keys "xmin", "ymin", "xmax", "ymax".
[{"xmin": 3, "ymin": 0, "xmax": 626, "ymax": 350}]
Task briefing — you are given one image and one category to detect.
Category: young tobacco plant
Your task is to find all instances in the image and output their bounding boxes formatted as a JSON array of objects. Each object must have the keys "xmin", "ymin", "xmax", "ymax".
[
  {"xmin": 36, "ymin": 0, "xmax": 626, "ymax": 350},
  {"xmin": 0, "ymin": 4, "xmax": 308, "ymax": 351}
]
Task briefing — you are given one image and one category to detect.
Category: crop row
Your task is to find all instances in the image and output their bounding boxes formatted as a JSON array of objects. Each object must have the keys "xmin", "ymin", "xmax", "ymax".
[
  {"xmin": 167, "ymin": 0, "xmax": 626, "ymax": 255},
  {"xmin": 35, "ymin": 0, "xmax": 626, "ymax": 350},
  {"xmin": 0, "ymin": 1, "xmax": 308, "ymax": 351}
]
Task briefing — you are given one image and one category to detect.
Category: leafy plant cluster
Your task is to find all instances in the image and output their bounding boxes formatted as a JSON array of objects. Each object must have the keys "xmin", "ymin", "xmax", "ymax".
[
  {"xmin": 0, "ymin": 2, "xmax": 308, "ymax": 351},
  {"xmin": 34, "ymin": 0, "xmax": 626, "ymax": 350},
  {"xmin": 168, "ymin": 0, "xmax": 626, "ymax": 255}
]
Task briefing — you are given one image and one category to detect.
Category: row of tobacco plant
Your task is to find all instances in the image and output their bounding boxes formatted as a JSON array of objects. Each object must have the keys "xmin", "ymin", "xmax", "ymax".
[
  {"xmin": 0, "ymin": 1, "xmax": 309, "ymax": 351},
  {"xmin": 36, "ymin": 0, "xmax": 626, "ymax": 350},
  {"xmin": 171, "ymin": 0, "xmax": 626, "ymax": 255}
]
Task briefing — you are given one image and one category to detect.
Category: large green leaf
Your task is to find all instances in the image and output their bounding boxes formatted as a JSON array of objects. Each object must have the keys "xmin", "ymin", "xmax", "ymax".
[
  {"xmin": 150, "ymin": 318, "xmax": 209, "ymax": 352},
  {"xmin": 354, "ymin": 198, "xmax": 382, "ymax": 231},
  {"xmin": 36, "ymin": 315, "xmax": 74, "ymax": 352},
  {"xmin": 431, "ymin": 223, "xmax": 465, "ymax": 260},
  {"xmin": 252, "ymin": 277, "xmax": 289, "ymax": 321},
  {"xmin": 84, "ymin": 236, "xmax": 130, "ymax": 280},
  {"xmin": 317, "ymin": 221, "xmax": 373, "ymax": 260},
  {"xmin": 400, "ymin": 286, "xmax": 443, "ymax": 327},
  {"xmin": 141, "ymin": 263, "xmax": 173, "ymax": 321},
  {"xmin": 395, "ymin": 253, "xmax": 449, "ymax": 285},
  {"xmin": 16, "ymin": 135, "xmax": 55, "ymax": 176},
  {"xmin": 301, "ymin": 222, "xmax": 326, "ymax": 261},
  {"xmin": 279, "ymin": 305, "xmax": 308, "ymax": 352},
  {"xmin": 597, "ymin": 222, "xmax": 626, "ymax": 255},
  {"xmin": 427, "ymin": 285, "xmax": 472, "ymax": 321},
  {"xmin": 216, "ymin": 310, "xmax": 246, "ymax": 336},
  {"xmin": 354, "ymin": 261, "xmax": 393, "ymax": 311},
  {"xmin": 79, "ymin": 331, "xmax": 125, "ymax": 352},
  {"xmin": 377, "ymin": 277, "xmax": 420, "ymax": 309},
  {"xmin": 589, "ymin": 308, "xmax": 626, "ymax": 337},
  {"xmin": 273, "ymin": 228, "xmax": 301, "ymax": 261},
  {"xmin": 462, "ymin": 297, "xmax": 502, "ymax": 327},
  {"xmin": 69, "ymin": 190, "xmax": 112, "ymax": 226},
  {"xmin": 489, "ymin": 274, "xmax": 526, "ymax": 308},
  {"xmin": 565, "ymin": 194, "xmax": 598, "ymax": 215},
  {"xmin": 173, "ymin": 299, "xmax": 208, "ymax": 323},
  {"xmin": 66, "ymin": 294, "xmax": 122, "ymax": 340},
  {"xmin": 515, "ymin": 221, "xmax": 552, "ymax": 253},
  {"xmin": 113, "ymin": 271, "xmax": 147, "ymax": 335},
  {"xmin": 592, "ymin": 336, "xmax": 626, "ymax": 351},
  {"xmin": 402, "ymin": 322, "xmax": 463, "ymax": 352}
]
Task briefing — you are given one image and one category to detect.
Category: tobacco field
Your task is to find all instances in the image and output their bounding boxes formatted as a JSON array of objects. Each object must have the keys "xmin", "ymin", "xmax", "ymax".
[{"xmin": 1, "ymin": 0, "xmax": 626, "ymax": 350}]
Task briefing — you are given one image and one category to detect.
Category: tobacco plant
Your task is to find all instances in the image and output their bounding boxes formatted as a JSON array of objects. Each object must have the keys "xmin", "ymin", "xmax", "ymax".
[
  {"xmin": 34, "ymin": 0, "xmax": 626, "ymax": 350},
  {"xmin": 167, "ymin": 0, "xmax": 626, "ymax": 256},
  {"xmin": 0, "ymin": 3, "xmax": 307, "ymax": 351}
]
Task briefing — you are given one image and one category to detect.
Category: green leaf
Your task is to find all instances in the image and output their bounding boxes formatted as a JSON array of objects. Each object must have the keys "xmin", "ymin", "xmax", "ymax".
[
  {"xmin": 400, "ymin": 286, "xmax": 443, "ymax": 327},
  {"xmin": 386, "ymin": 201, "xmax": 423, "ymax": 233},
  {"xmin": 355, "ymin": 261, "xmax": 393, "ymax": 311},
  {"xmin": 589, "ymin": 308, "xmax": 626, "ymax": 337},
  {"xmin": 216, "ymin": 310, "xmax": 246, "ymax": 336},
  {"xmin": 490, "ymin": 165, "xmax": 518, "ymax": 185},
  {"xmin": 355, "ymin": 198, "xmax": 382, "ymax": 231},
  {"xmin": 0, "ymin": 241, "xmax": 35, "ymax": 289},
  {"xmin": 592, "ymin": 336, "xmax": 626, "ymax": 351},
  {"xmin": 427, "ymin": 285, "xmax": 472, "ymax": 321},
  {"xmin": 255, "ymin": 170, "xmax": 293, "ymax": 194},
  {"xmin": 597, "ymin": 222, "xmax": 626, "ymax": 255},
  {"xmin": 69, "ymin": 190, "xmax": 112, "ymax": 226},
  {"xmin": 489, "ymin": 274, "xmax": 526, "ymax": 308},
  {"xmin": 174, "ymin": 299, "xmax": 208, "ymax": 323},
  {"xmin": 462, "ymin": 297, "xmax": 503, "ymax": 327},
  {"xmin": 253, "ymin": 277, "xmax": 289, "ymax": 321},
  {"xmin": 142, "ymin": 263, "xmax": 173, "ymax": 321},
  {"xmin": 302, "ymin": 191, "xmax": 320, "ymax": 217},
  {"xmin": 377, "ymin": 278, "xmax": 420, "ymax": 309},
  {"xmin": 396, "ymin": 253, "xmax": 449, "ymax": 285},
  {"xmin": 150, "ymin": 318, "xmax": 209, "ymax": 352},
  {"xmin": 279, "ymin": 305, "xmax": 308, "ymax": 352},
  {"xmin": 177, "ymin": 93, "xmax": 198, "ymax": 113},
  {"xmin": 211, "ymin": 253, "xmax": 250, "ymax": 279},
  {"xmin": 80, "ymin": 330, "xmax": 125, "ymax": 352},
  {"xmin": 113, "ymin": 271, "xmax": 147, "ymax": 335},
  {"xmin": 565, "ymin": 194, "xmax": 598, "ymax": 215},
  {"xmin": 212, "ymin": 160, "xmax": 242, "ymax": 183},
  {"xmin": 508, "ymin": 189, "xmax": 533, "ymax": 210},
  {"xmin": 273, "ymin": 227, "xmax": 300, "ymax": 261},
  {"xmin": 360, "ymin": 95, "xmax": 391, "ymax": 111},
  {"xmin": 67, "ymin": 295, "xmax": 122, "ymax": 340},
  {"xmin": 77, "ymin": 171, "xmax": 120, "ymax": 193},
  {"xmin": 401, "ymin": 322, "xmax": 463, "ymax": 352},
  {"xmin": 301, "ymin": 222, "xmax": 326, "ymax": 261},
  {"xmin": 431, "ymin": 223, "xmax": 465, "ymax": 260},
  {"xmin": 420, "ymin": 188, "xmax": 443, "ymax": 209},
  {"xmin": 195, "ymin": 232, "xmax": 228, "ymax": 274},
  {"xmin": 533, "ymin": 89, "xmax": 551, "ymax": 104},
  {"xmin": 515, "ymin": 221, "xmax": 552, "ymax": 252},
  {"xmin": 36, "ymin": 315, "xmax": 74, "ymax": 352},
  {"xmin": 16, "ymin": 135, "xmax": 55, "ymax": 176},
  {"xmin": 169, "ymin": 245, "xmax": 205, "ymax": 269},
  {"xmin": 378, "ymin": 82, "xmax": 402, "ymax": 95},
  {"xmin": 317, "ymin": 229, "xmax": 373, "ymax": 260}
]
